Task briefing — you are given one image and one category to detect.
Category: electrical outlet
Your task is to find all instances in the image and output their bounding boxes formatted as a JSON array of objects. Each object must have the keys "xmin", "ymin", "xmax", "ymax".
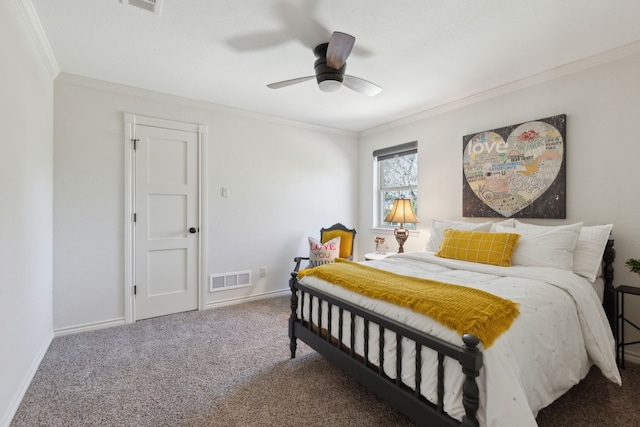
[{"xmin": 260, "ymin": 267, "xmax": 267, "ymax": 277}]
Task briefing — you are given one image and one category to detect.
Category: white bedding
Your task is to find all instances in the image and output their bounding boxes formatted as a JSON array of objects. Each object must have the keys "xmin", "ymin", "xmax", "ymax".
[{"xmin": 297, "ymin": 252, "xmax": 621, "ymax": 427}]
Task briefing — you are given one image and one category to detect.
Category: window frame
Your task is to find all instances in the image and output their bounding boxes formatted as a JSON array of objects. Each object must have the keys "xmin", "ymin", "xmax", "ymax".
[{"xmin": 373, "ymin": 141, "xmax": 418, "ymax": 229}]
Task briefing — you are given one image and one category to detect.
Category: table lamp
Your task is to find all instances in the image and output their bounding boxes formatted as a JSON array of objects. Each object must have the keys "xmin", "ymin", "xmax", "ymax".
[{"xmin": 384, "ymin": 196, "xmax": 418, "ymax": 253}]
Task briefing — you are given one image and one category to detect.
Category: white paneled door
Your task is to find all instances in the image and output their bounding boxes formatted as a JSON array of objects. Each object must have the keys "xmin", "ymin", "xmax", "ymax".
[{"xmin": 134, "ymin": 125, "xmax": 199, "ymax": 320}]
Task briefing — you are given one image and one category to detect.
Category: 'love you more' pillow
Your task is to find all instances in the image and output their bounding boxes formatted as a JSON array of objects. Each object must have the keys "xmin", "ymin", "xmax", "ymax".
[{"xmin": 308, "ymin": 236, "xmax": 341, "ymax": 267}]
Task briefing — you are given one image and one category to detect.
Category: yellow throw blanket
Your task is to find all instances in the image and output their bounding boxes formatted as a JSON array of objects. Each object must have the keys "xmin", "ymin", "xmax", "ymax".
[{"xmin": 298, "ymin": 259, "xmax": 519, "ymax": 348}]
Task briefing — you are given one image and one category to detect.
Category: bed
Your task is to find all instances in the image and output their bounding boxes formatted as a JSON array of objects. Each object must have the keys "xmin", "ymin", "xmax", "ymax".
[{"xmin": 288, "ymin": 220, "xmax": 621, "ymax": 427}]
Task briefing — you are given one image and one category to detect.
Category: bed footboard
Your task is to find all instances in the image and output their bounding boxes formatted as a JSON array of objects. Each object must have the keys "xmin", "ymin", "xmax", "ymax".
[
  {"xmin": 289, "ymin": 272, "xmax": 483, "ymax": 427},
  {"xmin": 602, "ymin": 239, "xmax": 616, "ymax": 330}
]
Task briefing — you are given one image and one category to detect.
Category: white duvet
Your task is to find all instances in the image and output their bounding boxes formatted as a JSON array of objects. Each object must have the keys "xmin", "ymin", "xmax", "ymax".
[{"xmin": 297, "ymin": 252, "xmax": 621, "ymax": 427}]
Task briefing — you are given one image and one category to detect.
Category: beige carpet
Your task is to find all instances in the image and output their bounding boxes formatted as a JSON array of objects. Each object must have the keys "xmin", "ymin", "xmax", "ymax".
[{"xmin": 10, "ymin": 296, "xmax": 639, "ymax": 426}]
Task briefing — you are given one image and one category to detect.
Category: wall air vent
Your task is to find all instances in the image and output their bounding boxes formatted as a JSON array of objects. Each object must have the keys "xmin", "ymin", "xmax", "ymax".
[
  {"xmin": 209, "ymin": 270, "xmax": 251, "ymax": 292},
  {"xmin": 120, "ymin": 0, "xmax": 162, "ymax": 16}
]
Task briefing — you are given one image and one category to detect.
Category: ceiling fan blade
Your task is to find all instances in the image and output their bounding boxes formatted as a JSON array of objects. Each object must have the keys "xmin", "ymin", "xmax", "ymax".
[
  {"xmin": 267, "ymin": 76, "xmax": 315, "ymax": 89},
  {"xmin": 326, "ymin": 32, "xmax": 355, "ymax": 69},
  {"xmin": 343, "ymin": 75, "xmax": 382, "ymax": 97}
]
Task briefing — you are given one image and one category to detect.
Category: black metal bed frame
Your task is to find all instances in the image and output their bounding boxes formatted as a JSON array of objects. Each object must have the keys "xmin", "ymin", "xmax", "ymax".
[{"xmin": 288, "ymin": 239, "xmax": 616, "ymax": 427}]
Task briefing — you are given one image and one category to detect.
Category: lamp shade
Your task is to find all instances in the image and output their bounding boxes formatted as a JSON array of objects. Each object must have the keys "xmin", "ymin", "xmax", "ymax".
[{"xmin": 384, "ymin": 198, "xmax": 418, "ymax": 224}]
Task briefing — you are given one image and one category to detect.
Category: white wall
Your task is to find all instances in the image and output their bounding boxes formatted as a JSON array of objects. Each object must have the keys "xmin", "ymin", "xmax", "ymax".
[
  {"xmin": 52, "ymin": 75, "xmax": 358, "ymax": 330},
  {"xmin": 358, "ymin": 49, "xmax": 640, "ymax": 358},
  {"xmin": 204, "ymin": 112, "xmax": 358, "ymax": 304},
  {"xmin": 0, "ymin": 1, "xmax": 54, "ymax": 425}
]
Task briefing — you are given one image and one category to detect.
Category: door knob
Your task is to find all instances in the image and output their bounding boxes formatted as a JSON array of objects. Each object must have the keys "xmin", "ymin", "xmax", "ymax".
[{"xmin": 189, "ymin": 227, "xmax": 197, "ymax": 234}]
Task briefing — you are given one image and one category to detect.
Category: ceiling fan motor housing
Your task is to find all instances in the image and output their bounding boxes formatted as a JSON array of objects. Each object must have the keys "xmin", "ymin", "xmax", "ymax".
[{"xmin": 313, "ymin": 43, "xmax": 345, "ymax": 92}]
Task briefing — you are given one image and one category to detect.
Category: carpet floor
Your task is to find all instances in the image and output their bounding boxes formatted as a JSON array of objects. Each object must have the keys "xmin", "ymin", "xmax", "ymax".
[{"xmin": 10, "ymin": 296, "xmax": 639, "ymax": 426}]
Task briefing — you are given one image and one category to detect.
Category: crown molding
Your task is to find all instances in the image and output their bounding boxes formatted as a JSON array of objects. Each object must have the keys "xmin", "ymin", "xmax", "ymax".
[
  {"xmin": 55, "ymin": 72, "xmax": 356, "ymax": 137},
  {"xmin": 361, "ymin": 40, "xmax": 640, "ymax": 137},
  {"xmin": 14, "ymin": 0, "xmax": 60, "ymax": 79}
]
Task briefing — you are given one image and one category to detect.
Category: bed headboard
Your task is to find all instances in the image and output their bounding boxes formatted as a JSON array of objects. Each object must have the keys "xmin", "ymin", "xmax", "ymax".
[{"xmin": 602, "ymin": 239, "xmax": 615, "ymax": 331}]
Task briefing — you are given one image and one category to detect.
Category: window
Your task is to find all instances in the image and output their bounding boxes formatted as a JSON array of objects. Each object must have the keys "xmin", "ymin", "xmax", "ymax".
[{"xmin": 374, "ymin": 142, "xmax": 418, "ymax": 227}]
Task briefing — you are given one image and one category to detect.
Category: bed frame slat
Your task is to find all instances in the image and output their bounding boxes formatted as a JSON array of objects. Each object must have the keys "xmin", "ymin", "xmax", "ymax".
[
  {"xmin": 437, "ymin": 352, "xmax": 444, "ymax": 412},
  {"xmin": 350, "ymin": 312, "xmax": 356, "ymax": 357},
  {"xmin": 395, "ymin": 333, "xmax": 402, "ymax": 386},
  {"xmin": 415, "ymin": 343, "xmax": 422, "ymax": 400},
  {"xmin": 379, "ymin": 325, "xmax": 385, "ymax": 375},
  {"xmin": 316, "ymin": 295, "xmax": 322, "ymax": 336},
  {"xmin": 364, "ymin": 319, "xmax": 370, "ymax": 365},
  {"xmin": 327, "ymin": 302, "xmax": 333, "ymax": 342}
]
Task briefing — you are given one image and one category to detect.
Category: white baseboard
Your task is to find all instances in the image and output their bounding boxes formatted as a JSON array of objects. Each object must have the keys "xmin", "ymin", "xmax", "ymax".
[
  {"xmin": 205, "ymin": 289, "xmax": 290, "ymax": 309},
  {"xmin": 621, "ymin": 348, "xmax": 640, "ymax": 366},
  {"xmin": 2, "ymin": 332, "xmax": 53, "ymax": 427},
  {"xmin": 53, "ymin": 317, "xmax": 126, "ymax": 337},
  {"xmin": 53, "ymin": 292, "xmax": 291, "ymax": 335}
]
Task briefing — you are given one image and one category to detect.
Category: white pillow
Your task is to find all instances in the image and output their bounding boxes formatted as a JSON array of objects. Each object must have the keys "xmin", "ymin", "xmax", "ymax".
[
  {"xmin": 572, "ymin": 224, "xmax": 613, "ymax": 281},
  {"xmin": 489, "ymin": 218, "xmax": 516, "ymax": 231},
  {"xmin": 496, "ymin": 222, "xmax": 583, "ymax": 270},
  {"xmin": 308, "ymin": 236, "xmax": 341, "ymax": 267},
  {"xmin": 426, "ymin": 220, "xmax": 493, "ymax": 252}
]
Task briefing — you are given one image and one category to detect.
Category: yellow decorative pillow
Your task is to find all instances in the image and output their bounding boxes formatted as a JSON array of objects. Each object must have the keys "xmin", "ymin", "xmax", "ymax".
[
  {"xmin": 435, "ymin": 229, "xmax": 520, "ymax": 267},
  {"xmin": 322, "ymin": 230, "xmax": 353, "ymax": 259}
]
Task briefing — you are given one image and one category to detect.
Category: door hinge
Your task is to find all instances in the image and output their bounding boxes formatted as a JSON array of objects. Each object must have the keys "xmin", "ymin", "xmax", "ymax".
[
  {"xmin": 133, "ymin": 213, "xmax": 136, "ymax": 222},
  {"xmin": 131, "ymin": 138, "xmax": 139, "ymax": 150},
  {"xmin": 134, "ymin": 285, "xmax": 137, "ymax": 295}
]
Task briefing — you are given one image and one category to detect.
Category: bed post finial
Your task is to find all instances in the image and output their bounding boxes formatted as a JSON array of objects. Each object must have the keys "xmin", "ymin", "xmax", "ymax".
[{"xmin": 460, "ymin": 334, "xmax": 482, "ymax": 427}]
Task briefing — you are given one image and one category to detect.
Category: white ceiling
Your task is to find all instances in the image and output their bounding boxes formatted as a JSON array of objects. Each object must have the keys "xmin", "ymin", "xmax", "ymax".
[{"xmin": 31, "ymin": 0, "xmax": 640, "ymax": 132}]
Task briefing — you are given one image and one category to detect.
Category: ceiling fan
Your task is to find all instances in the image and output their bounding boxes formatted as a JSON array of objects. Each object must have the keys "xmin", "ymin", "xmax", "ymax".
[{"xmin": 267, "ymin": 32, "xmax": 382, "ymax": 97}]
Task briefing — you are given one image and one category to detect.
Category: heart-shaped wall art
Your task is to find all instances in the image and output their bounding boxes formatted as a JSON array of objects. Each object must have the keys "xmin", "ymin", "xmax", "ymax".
[{"xmin": 463, "ymin": 120, "xmax": 564, "ymax": 217}]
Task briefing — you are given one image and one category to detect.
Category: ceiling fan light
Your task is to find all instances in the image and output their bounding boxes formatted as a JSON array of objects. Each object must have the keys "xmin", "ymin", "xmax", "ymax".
[{"xmin": 318, "ymin": 79, "xmax": 342, "ymax": 92}]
